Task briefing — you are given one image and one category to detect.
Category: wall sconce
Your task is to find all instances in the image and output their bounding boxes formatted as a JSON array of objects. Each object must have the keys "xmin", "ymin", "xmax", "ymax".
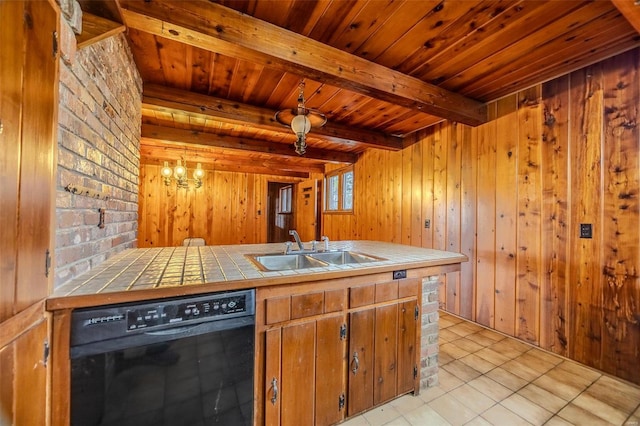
[
  {"xmin": 275, "ymin": 80, "xmax": 327, "ymax": 156},
  {"xmin": 161, "ymin": 160, "xmax": 204, "ymax": 188}
]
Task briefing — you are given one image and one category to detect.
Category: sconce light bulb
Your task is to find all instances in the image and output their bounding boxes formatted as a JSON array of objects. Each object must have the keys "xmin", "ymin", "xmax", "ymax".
[
  {"xmin": 174, "ymin": 163, "xmax": 186, "ymax": 178},
  {"xmin": 161, "ymin": 161, "xmax": 173, "ymax": 178},
  {"xmin": 193, "ymin": 163, "xmax": 205, "ymax": 179}
]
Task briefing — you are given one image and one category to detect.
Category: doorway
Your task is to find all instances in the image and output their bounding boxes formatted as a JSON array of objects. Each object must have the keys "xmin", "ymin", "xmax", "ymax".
[
  {"xmin": 267, "ymin": 180, "xmax": 320, "ymax": 243},
  {"xmin": 267, "ymin": 182, "xmax": 294, "ymax": 243}
]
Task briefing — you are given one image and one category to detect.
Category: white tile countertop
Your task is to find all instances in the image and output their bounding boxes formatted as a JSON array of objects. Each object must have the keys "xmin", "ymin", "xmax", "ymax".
[{"xmin": 47, "ymin": 241, "xmax": 467, "ymax": 310}]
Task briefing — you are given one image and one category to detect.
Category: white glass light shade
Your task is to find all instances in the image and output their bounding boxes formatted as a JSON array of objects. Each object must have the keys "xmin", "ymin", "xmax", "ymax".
[
  {"xmin": 174, "ymin": 160, "xmax": 186, "ymax": 178},
  {"xmin": 161, "ymin": 161, "xmax": 173, "ymax": 178},
  {"xmin": 290, "ymin": 114, "xmax": 311, "ymax": 136},
  {"xmin": 193, "ymin": 163, "xmax": 205, "ymax": 179}
]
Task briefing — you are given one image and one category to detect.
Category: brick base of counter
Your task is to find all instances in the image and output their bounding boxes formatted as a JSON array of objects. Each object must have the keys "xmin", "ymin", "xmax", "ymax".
[{"xmin": 420, "ymin": 275, "xmax": 440, "ymax": 390}]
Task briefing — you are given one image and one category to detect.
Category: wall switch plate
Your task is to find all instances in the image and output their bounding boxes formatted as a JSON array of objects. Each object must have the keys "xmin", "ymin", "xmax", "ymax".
[{"xmin": 580, "ymin": 223, "xmax": 592, "ymax": 239}]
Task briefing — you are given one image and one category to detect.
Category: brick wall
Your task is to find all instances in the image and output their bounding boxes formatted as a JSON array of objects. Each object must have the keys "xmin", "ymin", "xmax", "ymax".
[
  {"xmin": 55, "ymin": 31, "xmax": 142, "ymax": 288},
  {"xmin": 421, "ymin": 275, "xmax": 440, "ymax": 389}
]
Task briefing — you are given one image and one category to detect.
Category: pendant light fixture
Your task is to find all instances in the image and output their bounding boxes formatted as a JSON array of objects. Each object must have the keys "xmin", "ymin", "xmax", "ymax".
[{"xmin": 275, "ymin": 80, "xmax": 327, "ymax": 155}]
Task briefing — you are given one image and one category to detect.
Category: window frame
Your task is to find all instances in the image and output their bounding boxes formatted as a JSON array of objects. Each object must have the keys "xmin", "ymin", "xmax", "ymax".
[
  {"xmin": 324, "ymin": 166, "xmax": 354, "ymax": 214},
  {"xmin": 278, "ymin": 185, "xmax": 293, "ymax": 214}
]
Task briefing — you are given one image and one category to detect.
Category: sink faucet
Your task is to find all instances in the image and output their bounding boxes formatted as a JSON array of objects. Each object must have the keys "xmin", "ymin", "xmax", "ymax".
[{"xmin": 289, "ymin": 230, "xmax": 304, "ymax": 250}]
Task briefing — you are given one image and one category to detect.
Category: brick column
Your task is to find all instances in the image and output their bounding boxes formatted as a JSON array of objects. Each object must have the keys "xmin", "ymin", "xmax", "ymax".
[{"xmin": 420, "ymin": 275, "xmax": 440, "ymax": 390}]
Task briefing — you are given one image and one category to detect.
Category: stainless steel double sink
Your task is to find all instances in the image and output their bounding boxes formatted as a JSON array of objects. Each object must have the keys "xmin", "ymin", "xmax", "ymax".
[{"xmin": 247, "ymin": 250, "xmax": 385, "ymax": 271}]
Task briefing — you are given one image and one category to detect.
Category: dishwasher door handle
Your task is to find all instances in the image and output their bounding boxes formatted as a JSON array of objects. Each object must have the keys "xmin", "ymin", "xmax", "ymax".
[{"xmin": 144, "ymin": 325, "xmax": 197, "ymax": 336}]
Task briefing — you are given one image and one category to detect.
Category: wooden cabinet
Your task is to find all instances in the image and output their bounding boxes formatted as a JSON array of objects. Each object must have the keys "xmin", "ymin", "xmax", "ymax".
[
  {"xmin": 0, "ymin": 0, "xmax": 58, "ymax": 424},
  {"xmin": 265, "ymin": 314, "xmax": 347, "ymax": 426},
  {"xmin": 347, "ymin": 280, "xmax": 419, "ymax": 417},
  {"xmin": 0, "ymin": 303, "xmax": 50, "ymax": 425},
  {"xmin": 257, "ymin": 276, "xmax": 420, "ymax": 426}
]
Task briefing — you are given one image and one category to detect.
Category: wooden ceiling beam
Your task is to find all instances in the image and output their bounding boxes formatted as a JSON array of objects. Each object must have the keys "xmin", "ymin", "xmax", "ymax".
[
  {"xmin": 611, "ymin": 0, "xmax": 640, "ymax": 34},
  {"xmin": 141, "ymin": 153, "xmax": 311, "ymax": 178},
  {"xmin": 120, "ymin": 0, "xmax": 487, "ymax": 126},
  {"xmin": 141, "ymin": 124, "xmax": 356, "ymax": 165},
  {"xmin": 143, "ymin": 84, "xmax": 403, "ymax": 150}
]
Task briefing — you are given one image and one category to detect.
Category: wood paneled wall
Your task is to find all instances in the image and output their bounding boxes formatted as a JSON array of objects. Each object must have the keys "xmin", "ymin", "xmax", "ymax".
[
  {"xmin": 324, "ymin": 48, "xmax": 640, "ymax": 384},
  {"xmin": 138, "ymin": 164, "xmax": 307, "ymax": 247}
]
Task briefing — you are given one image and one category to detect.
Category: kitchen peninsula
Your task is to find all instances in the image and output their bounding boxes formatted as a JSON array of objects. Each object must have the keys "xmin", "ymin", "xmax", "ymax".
[{"xmin": 47, "ymin": 241, "xmax": 466, "ymax": 425}]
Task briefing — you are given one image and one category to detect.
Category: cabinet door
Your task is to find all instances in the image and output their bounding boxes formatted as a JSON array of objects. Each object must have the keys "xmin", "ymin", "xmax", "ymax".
[
  {"xmin": 315, "ymin": 315, "xmax": 347, "ymax": 426},
  {"xmin": 265, "ymin": 315, "xmax": 347, "ymax": 426},
  {"xmin": 373, "ymin": 304, "xmax": 398, "ymax": 405},
  {"xmin": 397, "ymin": 301, "xmax": 418, "ymax": 394},
  {"xmin": 347, "ymin": 309, "xmax": 374, "ymax": 416},
  {"xmin": 281, "ymin": 321, "xmax": 316, "ymax": 426},
  {"xmin": 265, "ymin": 328, "xmax": 282, "ymax": 426},
  {"xmin": 348, "ymin": 296, "xmax": 418, "ymax": 416},
  {"xmin": 0, "ymin": 0, "xmax": 57, "ymax": 320},
  {"xmin": 0, "ymin": 315, "xmax": 49, "ymax": 425}
]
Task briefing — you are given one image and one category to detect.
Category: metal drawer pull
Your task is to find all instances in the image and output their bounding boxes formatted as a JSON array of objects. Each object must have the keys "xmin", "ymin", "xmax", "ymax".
[
  {"xmin": 271, "ymin": 378, "xmax": 278, "ymax": 405},
  {"xmin": 351, "ymin": 351, "xmax": 360, "ymax": 375}
]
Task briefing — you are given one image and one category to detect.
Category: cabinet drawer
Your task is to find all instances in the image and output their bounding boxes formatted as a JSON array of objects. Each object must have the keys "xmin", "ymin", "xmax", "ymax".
[
  {"xmin": 324, "ymin": 289, "xmax": 346, "ymax": 313},
  {"xmin": 375, "ymin": 281, "xmax": 398, "ymax": 303},
  {"xmin": 349, "ymin": 284, "xmax": 375, "ymax": 308},
  {"xmin": 398, "ymin": 278, "xmax": 419, "ymax": 298},
  {"xmin": 265, "ymin": 289, "xmax": 347, "ymax": 324},
  {"xmin": 291, "ymin": 292, "xmax": 324, "ymax": 319},
  {"xmin": 265, "ymin": 296, "xmax": 291, "ymax": 324}
]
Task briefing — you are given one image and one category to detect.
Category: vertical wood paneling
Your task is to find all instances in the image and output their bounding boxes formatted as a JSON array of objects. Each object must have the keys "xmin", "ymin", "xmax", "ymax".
[
  {"xmin": 459, "ymin": 125, "xmax": 476, "ymax": 319},
  {"xmin": 138, "ymin": 165, "xmax": 302, "ymax": 247},
  {"xmin": 475, "ymin": 106, "xmax": 497, "ymax": 327},
  {"xmin": 569, "ymin": 63, "xmax": 604, "ymax": 369},
  {"xmin": 421, "ymin": 129, "xmax": 435, "ymax": 248},
  {"xmin": 410, "ymin": 141, "xmax": 424, "ymax": 247},
  {"xmin": 446, "ymin": 124, "xmax": 462, "ymax": 314},
  {"xmin": 515, "ymin": 86, "xmax": 542, "ymax": 344},
  {"xmin": 391, "ymin": 150, "xmax": 403, "ymax": 244},
  {"xmin": 401, "ymin": 146, "xmax": 413, "ymax": 245},
  {"xmin": 601, "ymin": 50, "xmax": 640, "ymax": 383},
  {"xmin": 494, "ymin": 96, "xmax": 518, "ymax": 335},
  {"xmin": 432, "ymin": 124, "xmax": 448, "ymax": 252},
  {"xmin": 325, "ymin": 48, "xmax": 640, "ymax": 385},
  {"xmin": 540, "ymin": 76, "xmax": 570, "ymax": 355},
  {"xmin": 433, "ymin": 125, "xmax": 449, "ymax": 309}
]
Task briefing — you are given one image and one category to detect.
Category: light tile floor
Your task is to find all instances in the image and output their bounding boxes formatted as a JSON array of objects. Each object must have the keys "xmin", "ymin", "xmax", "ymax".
[{"xmin": 343, "ymin": 312, "xmax": 640, "ymax": 426}]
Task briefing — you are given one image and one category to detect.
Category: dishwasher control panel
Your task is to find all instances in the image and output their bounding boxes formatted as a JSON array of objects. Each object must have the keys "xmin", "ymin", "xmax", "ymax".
[
  {"xmin": 126, "ymin": 293, "xmax": 249, "ymax": 331},
  {"xmin": 71, "ymin": 289, "xmax": 255, "ymax": 346}
]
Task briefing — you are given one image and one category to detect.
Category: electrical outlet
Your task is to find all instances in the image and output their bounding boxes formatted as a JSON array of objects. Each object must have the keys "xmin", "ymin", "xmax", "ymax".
[
  {"xmin": 393, "ymin": 270, "xmax": 407, "ymax": 280},
  {"xmin": 424, "ymin": 219, "xmax": 430, "ymax": 229},
  {"xmin": 580, "ymin": 223, "xmax": 592, "ymax": 239}
]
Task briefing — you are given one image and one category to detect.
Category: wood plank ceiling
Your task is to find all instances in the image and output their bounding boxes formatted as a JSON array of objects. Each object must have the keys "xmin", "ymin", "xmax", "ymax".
[{"xmin": 89, "ymin": 0, "xmax": 640, "ymax": 177}]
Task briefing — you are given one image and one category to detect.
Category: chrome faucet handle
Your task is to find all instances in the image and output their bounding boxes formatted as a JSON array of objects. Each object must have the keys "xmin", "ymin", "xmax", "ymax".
[
  {"xmin": 284, "ymin": 241, "xmax": 293, "ymax": 254},
  {"xmin": 311, "ymin": 240, "xmax": 317, "ymax": 251},
  {"xmin": 321, "ymin": 236, "xmax": 329, "ymax": 251}
]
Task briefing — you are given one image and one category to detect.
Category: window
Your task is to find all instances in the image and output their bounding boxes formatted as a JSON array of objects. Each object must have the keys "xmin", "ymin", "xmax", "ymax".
[
  {"xmin": 279, "ymin": 185, "xmax": 292, "ymax": 213},
  {"xmin": 324, "ymin": 166, "xmax": 354, "ymax": 213}
]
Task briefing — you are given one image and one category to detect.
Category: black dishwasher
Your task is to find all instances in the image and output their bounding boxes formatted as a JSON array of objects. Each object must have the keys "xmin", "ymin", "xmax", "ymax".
[{"xmin": 70, "ymin": 289, "xmax": 255, "ymax": 426}]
